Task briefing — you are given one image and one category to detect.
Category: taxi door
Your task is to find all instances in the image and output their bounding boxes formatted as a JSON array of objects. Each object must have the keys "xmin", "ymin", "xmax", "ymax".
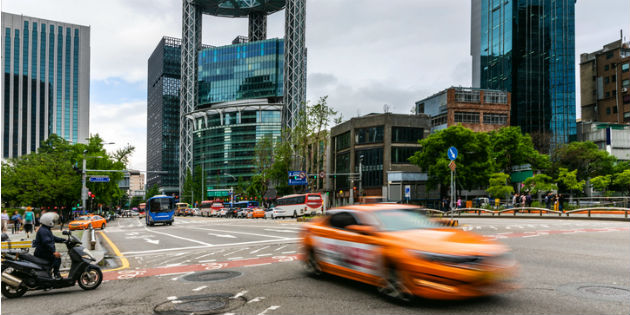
[{"xmin": 311, "ymin": 211, "xmax": 381, "ymax": 286}]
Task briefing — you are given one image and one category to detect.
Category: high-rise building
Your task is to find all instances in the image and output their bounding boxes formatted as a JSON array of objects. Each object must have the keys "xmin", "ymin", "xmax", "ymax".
[
  {"xmin": 580, "ymin": 38, "xmax": 630, "ymax": 123},
  {"xmin": 471, "ymin": 0, "xmax": 576, "ymax": 150},
  {"xmin": 1, "ymin": 12, "xmax": 90, "ymax": 158},
  {"xmin": 146, "ymin": 37, "xmax": 183, "ymax": 195},
  {"xmin": 179, "ymin": 0, "xmax": 306, "ymax": 193},
  {"xmin": 187, "ymin": 39, "xmax": 284, "ymax": 195}
]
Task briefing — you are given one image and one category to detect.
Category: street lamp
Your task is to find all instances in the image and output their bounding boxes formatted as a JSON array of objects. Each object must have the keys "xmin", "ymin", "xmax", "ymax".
[{"xmin": 225, "ymin": 173, "xmax": 237, "ymax": 205}]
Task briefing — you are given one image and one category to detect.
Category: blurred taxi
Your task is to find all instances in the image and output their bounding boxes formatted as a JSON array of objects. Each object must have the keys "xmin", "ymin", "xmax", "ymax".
[
  {"xmin": 300, "ymin": 204, "xmax": 517, "ymax": 301},
  {"xmin": 69, "ymin": 215, "xmax": 107, "ymax": 230},
  {"xmin": 251, "ymin": 208, "xmax": 266, "ymax": 219}
]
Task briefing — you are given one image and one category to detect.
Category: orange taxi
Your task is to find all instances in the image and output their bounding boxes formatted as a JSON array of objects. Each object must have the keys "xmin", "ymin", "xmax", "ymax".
[
  {"xmin": 68, "ymin": 215, "xmax": 107, "ymax": 230},
  {"xmin": 251, "ymin": 208, "xmax": 266, "ymax": 219},
  {"xmin": 300, "ymin": 204, "xmax": 517, "ymax": 301}
]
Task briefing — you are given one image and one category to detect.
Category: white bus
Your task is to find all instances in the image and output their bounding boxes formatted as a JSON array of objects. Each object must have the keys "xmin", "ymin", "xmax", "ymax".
[{"xmin": 273, "ymin": 193, "xmax": 323, "ymax": 218}]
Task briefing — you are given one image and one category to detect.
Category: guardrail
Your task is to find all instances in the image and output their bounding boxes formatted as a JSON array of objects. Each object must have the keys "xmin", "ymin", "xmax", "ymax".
[{"xmin": 417, "ymin": 207, "xmax": 630, "ymax": 219}]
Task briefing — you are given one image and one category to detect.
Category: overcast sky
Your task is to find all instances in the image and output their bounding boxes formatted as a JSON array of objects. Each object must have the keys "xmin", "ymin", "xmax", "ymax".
[{"xmin": 2, "ymin": 0, "xmax": 629, "ymax": 171}]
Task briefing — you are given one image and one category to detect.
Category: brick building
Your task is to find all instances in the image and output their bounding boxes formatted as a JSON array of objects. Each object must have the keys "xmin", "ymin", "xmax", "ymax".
[{"xmin": 415, "ymin": 87, "xmax": 511, "ymax": 133}]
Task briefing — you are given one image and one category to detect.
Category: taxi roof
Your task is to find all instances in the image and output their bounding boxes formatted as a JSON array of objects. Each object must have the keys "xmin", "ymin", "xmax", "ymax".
[{"xmin": 333, "ymin": 203, "xmax": 420, "ymax": 212}]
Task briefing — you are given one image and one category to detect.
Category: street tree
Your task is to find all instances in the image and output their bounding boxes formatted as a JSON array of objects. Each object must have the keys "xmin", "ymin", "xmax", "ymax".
[
  {"xmin": 486, "ymin": 173, "xmax": 514, "ymax": 202},
  {"xmin": 145, "ymin": 184, "xmax": 160, "ymax": 200},
  {"xmin": 556, "ymin": 168, "xmax": 585, "ymax": 203},
  {"xmin": 612, "ymin": 169, "xmax": 630, "ymax": 196},
  {"xmin": 590, "ymin": 175, "xmax": 612, "ymax": 196},
  {"xmin": 488, "ymin": 127, "xmax": 550, "ymax": 173},
  {"xmin": 409, "ymin": 125, "xmax": 494, "ymax": 196},
  {"xmin": 551, "ymin": 142, "xmax": 616, "ymax": 181},
  {"xmin": 523, "ymin": 174, "xmax": 557, "ymax": 195}
]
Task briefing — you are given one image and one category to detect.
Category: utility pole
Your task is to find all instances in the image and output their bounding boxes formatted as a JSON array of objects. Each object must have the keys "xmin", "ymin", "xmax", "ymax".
[
  {"xmin": 359, "ymin": 155, "xmax": 364, "ymax": 201},
  {"xmin": 81, "ymin": 157, "xmax": 87, "ymax": 211}
]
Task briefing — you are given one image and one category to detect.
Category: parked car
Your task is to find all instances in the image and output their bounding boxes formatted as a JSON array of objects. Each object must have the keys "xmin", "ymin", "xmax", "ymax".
[
  {"xmin": 251, "ymin": 208, "xmax": 266, "ymax": 219},
  {"xmin": 264, "ymin": 208, "xmax": 275, "ymax": 219}
]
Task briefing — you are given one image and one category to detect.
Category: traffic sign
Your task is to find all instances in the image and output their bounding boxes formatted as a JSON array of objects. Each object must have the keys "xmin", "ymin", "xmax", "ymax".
[
  {"xmin": 448, "ymin": 160, "xmax": 456, "ymax": 172},
  {"xmin": 288, "ymin": 171, "xmax": 307, "ymax": 186},
  {"xmin": 89, "ymin": 176, "xmax": 110, "ymax": 183},
  {"xmin": 319, "ymin": 171, "xmax": 325, "ymax": 178},
  {"xmin": 404, "ymin": 185, "xmax": 411, "ymax": 199},
  {"xmin": 447, "ymin": 146, "xmax": 458, "ymax": 161}
]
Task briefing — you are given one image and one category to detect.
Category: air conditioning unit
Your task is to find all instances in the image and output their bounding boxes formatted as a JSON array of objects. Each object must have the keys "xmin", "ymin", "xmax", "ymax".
[{"xmin": 623, "ymin": 87, "xmax": 628, "ymax": 93}]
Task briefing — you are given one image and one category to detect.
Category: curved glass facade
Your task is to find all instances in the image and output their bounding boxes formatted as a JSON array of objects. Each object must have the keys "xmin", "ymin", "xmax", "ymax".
[
  {"xmin": 191, "ymin": 105, "xmax": 282, "ymax": 192},
  {"xmin": 198, "ymin": 38, "xmax": 283, "ymax": 106}
]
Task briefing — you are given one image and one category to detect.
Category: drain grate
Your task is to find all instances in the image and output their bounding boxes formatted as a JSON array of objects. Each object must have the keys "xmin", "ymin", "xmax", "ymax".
[
  {"xmin": 182, "ymin": 270, "xmax": 242, "ymax": 282},
  {"xmin": 154, "ymin": 293, "xmax": 246, "ymax": 315},
  {"xmin": 558, "ymin": 283, "xmax": 630, "ymax": 303}
]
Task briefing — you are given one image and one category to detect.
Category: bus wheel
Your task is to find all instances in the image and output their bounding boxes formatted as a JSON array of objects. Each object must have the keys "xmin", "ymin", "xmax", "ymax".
[{"xmin": 293, "ymin": 211, "xmax": 297, "ymax": 218}]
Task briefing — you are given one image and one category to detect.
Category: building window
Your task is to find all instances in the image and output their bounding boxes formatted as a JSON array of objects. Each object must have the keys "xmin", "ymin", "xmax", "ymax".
[
  {"xmin": 391, "ymin": 127, "xmax": 423, "ymax": 143},
  {"xmin": 355, "ymin": 147, "xmax": 383, "ymax": 188},
  {"xmin": 391, "ymin": 147, "xmax": 418, "ymax": 164},
  {"xmin": 483, "ymin": 113, "xmax": 508, "ymax": 125},
  {"xmin": 606, "ymin": 51, "xmax": 614, "ymax": 59},
  {"xmin": 613, "ymin": 107, "xmax": 618, "ymax": 114},
  {"xmin": 604, "ymin": 77, "xmax": 609, "ymax": 84},
  {"xmin": 431, "ymin": 114, "xmax": 447, "ymax": 127},
  {"xmin": 624, "ymin": 95, "xmax": 630, "ymax": 104},
  {"xmin": 606, "ymin": 92, "xmax": 610, "ymax": 98},
  {"xmin": 606, "ymin": 107, "xmax": 611, "ymax": 115},
  {"xmin": 611, "ymin": 75, "xmax": 616, "ymax": 82},
  {"xmin": 454, "ymin": 111, "xmax": 480, "ymax": 124},
  {"xmin": 355, "ymin": 126, "xmax": 384, "ymax": 144},
  {"xmin": 604, "ymin": 65, "xmax": 609, "ymax": 71},
  {"xmin": 455, "ymin": 89, "xmax": 480, "ymax": 103},
  {"xmin": 622, "ymin": 63, "xmax": 629, "ymax": 73},
  {"xmin": 612, "ymin": 90, "xmax": 617, "ymax": 97},
  {"xmin": 335, "ymin": 131, "xmax": 350, "ymax": 151},
  {"xmin": 622, "ymin": 79, "xmax": 629, "ymax": 88},
  {"xmin": 483, "ymin": 91, "xmax": 507, "ymax": 104},
  {"xmin": 335, "ymin": 152, "xmax": 350, "ymax": 189},
  {"xmin": 416, "ymin": 102, "xmax": 424, "ymax": 114}
]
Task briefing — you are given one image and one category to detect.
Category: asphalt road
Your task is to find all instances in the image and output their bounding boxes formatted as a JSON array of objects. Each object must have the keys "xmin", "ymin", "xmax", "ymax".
[{"xmin": 1, "ymin": 216, "xmax": 628, "ymax": 315}]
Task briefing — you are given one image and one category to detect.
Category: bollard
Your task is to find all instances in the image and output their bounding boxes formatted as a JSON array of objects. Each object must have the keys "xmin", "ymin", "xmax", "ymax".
[
  {"xmin": 540, "ymin": 210, "xmax": 543, "ymax": 216},
  {"xmin": 588, "ymin": 210, "xmax": 591, "ymax": 218},
  {"xmin": 90, "ymin": 227, "xmax": 96, "ymax": 250},
  {"xmin": 625, "ymin": 210, "xmax": 628, "ymax": 219}
]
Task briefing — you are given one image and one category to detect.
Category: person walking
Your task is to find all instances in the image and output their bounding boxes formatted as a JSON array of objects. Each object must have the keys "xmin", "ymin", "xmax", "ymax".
[
  {"xmin": 457, "ymin": 197, "xmax": 462, "ymax": 209},
  {"xmin": 10, "ymin": 211, "xmax": 22, "ymax": 234},
  {"xmin": 1, "ymin": 209, "xmax": 9, "ymax": 233},
  {"xmin": 558, "ymin": 194, "xmax": 565, "ymax": 212},
  {"xmin": 23, "ymin": 208, "xmax": 35, "ymax": 238},
  {"xmin": 34, "ymin": 212, "xmax": 41, "ymax": 232},
  {"xmin": 520, "ymin": 194, "xmax": 527, "ymax": 208}
]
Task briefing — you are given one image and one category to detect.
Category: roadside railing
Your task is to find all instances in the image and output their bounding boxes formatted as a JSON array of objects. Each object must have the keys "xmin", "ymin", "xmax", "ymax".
[{"xmin": 416, "ymin": 207, "xmax": 630, "ymax": 219}]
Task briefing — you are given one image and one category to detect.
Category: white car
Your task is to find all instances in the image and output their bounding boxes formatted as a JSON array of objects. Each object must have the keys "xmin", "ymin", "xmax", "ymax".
[
  {"xmin": 218, "ymin": 208, "xmax": 228, "ymax": 217},
  {"xmin": 192, "ymin": 208, "xmax": 200, "ymax": 216},
  {"xmin": 264, "ymin": 208, "xmax": 275, "ymax": 219}
]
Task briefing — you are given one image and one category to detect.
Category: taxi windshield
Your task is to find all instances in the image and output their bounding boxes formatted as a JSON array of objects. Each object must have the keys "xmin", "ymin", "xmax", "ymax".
[
  {"xmin": 372, "ymin": 209, "xmax": 437, "ymax": 231},
  {"xmin": 77, "ymin": 216, "xmax": 89, "ymax": 221}
]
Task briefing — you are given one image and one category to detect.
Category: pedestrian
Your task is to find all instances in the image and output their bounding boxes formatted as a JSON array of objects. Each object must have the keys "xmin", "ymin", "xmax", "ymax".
[
  {"xmin": 526, "ymin": 193, "xmax": 532, "ymax": 207},
  {"xmin": 558, "ymin": 194, "xmax": 564, "ymax": 212},
  {"xmin": 1, "ymin": 209, "xmax": 9, "ymax": 233},
  {"xmin": 520, "ymin": 194, "xmax": 526, "ymax": 207},
  {"xmin": 512, "ymin": 193, "xmax": 518, "ymax": 206},
  {"xmin": 457, "ymin": 197, "xmax": 462, "ymax": 209},
  {"xmin": 34, "ymin": 212, "xmax": 41, "ymax": 232},
  {"xmin": 23, "ymin": 208, "xmax": 35, "ymax": 238},
  {"xmin": 553, "ymin": 194, "xmax": 559, "ymax": 212},
  {"xmin": 10, "ymin": 211, "xmax": 22, "ymax": 234}
]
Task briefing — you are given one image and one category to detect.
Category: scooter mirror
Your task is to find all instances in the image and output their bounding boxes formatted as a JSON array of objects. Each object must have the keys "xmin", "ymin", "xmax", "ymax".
[{"xmin": 62, "ymin": 231, "xmax": 71, "ymax": 236}]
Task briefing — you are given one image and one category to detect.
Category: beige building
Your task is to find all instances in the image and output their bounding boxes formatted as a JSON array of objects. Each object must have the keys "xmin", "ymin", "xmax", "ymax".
[{"xmin": 128, "ymin": 170, "xmax": 145, "ymax": 197}]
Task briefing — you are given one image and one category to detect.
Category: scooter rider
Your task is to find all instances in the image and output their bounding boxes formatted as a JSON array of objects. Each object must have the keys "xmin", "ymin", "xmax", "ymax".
[{"xmin": 32, "ymin": 212, "xmax": 65, "ymax": 279}]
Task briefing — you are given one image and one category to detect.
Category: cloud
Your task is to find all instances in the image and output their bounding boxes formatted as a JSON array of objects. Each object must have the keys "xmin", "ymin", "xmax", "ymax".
[{"xmin": 89, "ymin": 100, "xmax": 146, "ymax": 171}]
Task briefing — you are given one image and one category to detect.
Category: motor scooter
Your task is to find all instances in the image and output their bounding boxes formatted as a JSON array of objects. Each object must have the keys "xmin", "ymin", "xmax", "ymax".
[{"xmin": 1, "ymin": 230, "xmax": 102, "ymax": 298}]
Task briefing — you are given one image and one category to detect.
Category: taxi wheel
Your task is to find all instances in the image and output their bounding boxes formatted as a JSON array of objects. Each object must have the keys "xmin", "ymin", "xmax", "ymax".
[
  {"xmin": 101, "ymin": 223, "xmax": 106, "ymax": 230},
  {"xmin": 379, "ymin": 266, "xmax": 412, "ymax": 303},
  {"xmin": 303, "ymin": 249, "xmax": 323, "ymax": 278}
]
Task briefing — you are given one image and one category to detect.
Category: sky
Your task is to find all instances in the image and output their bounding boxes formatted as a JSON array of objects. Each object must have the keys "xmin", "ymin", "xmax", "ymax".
[{"xmin": 2, "ymin": 0, "xmax": 629, "ymax": 171}]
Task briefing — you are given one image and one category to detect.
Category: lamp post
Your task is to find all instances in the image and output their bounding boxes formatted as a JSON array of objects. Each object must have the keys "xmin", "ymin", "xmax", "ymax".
[{"xmin": 225, "ymin": 173, "xmax": 237, "ymax": 205}]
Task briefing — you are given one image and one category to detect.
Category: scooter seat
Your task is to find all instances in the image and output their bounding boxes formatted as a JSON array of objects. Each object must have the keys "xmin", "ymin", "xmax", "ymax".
[{"xmin": 19, "ymin": 253, "xmax": 51, "ymax": 266}]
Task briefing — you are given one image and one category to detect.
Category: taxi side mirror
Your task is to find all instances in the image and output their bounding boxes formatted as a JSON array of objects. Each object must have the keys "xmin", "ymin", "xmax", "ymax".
[{"xmin": 346, "ymin": 225, "xmax": 376, "ymax": 235}]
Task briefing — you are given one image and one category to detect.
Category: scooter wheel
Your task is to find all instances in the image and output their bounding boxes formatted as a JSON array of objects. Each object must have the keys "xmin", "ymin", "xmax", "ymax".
[
  {"xmin": 78, "ymin": 266, "xmax": 102, "ymax": 290},
  {"xmin": 1, "ymin": 267, "xmax": 27, "ymax": 298}
]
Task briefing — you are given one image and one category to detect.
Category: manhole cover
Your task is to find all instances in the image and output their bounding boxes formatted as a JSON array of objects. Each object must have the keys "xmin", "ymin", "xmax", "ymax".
[
  {"xmin": 154, "ymin": 293, "xmax": 246, "ymax": 315},
  {"xmin": 578, "ymin": 285, "xmax": 630, "ymax": 297},
  {"xmin": 182, "ymin": 270, "xmax": 241, "ymax": 282},
  {"xmin": 558, "ymin": 283, "xmax": 630, "ymax": 303}
]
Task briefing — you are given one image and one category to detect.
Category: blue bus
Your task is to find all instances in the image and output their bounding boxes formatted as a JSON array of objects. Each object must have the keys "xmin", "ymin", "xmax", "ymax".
[
  {"xmin": 146, "ymin": 195, "xmax": 175, "ymax": 226},
  {"xmin": 224, "ymin": 201, "xmax": 259, "ymax": 209}
]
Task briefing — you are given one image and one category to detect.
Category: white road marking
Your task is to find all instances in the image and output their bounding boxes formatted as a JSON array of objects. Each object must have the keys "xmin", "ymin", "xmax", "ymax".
[
  {"xmin": 189, "ymin": 227, "xmax": 287, "ymax": 239},
  {"xmin": 264, "ymin": 229, "xmax": 296, "ymax": 233},
  {"xmin": 192, "ymin": 286, "xmax": 207, "ymax": 291},
  {"xmin": 199, "ymin": 259, "xmax": 216, "ymax": 263},
  {"xmin": 245, "ymin": 263, "xmax": 272, "ymax": 268},
  {"xmin": 208, "ymin": 233, "xmax": 237, "ymax": 238},
  {"xmin": 233, "ymin": 290, "xmax": 248, "ymax": 298},
  {"xmin": 143, "ymin": 226, "xmax": 213, "ymax": 246},
  {"xmin": 167, "ymin": 296, "xmax": 178, "ymax": 300},
  {"xmin": 122, "ymin": 238, "xmax": 299, "ymax": 256},
  {"xmin": 250, "ymin": 246, "xmax": 270, "ymax": 254},
  {"xmin": 257, "ymin": 305, "xmax": 281, "ymax": 315},
  {"xmin": 195, "ymin": 253, "xmax": 213, "ymax": 259},
  {"xmin": 462, "ymin": 225, "xmax": 473, "ymax": 231},
  {"xmin": 224, "ymin": 248, "xmax": 249, "ymax": 256},
  {"xmin": 228, "ymin": 257, "xmax": 244, "ymax": 260},
  {"xmin": 275, "ymin": 245, "xmax": 288, "ymax": 251},
  {"xmin": 164, "ymin": 263, "xmax": 182, "ymax": 267},
  {"xmin": 257, "ymin": 254, "xmax": 272, "ymax": 257},
  {"xmin": 145, "ymin": 239, "xmax": 160, "ymax": 245},
  {"xmin": 247, "ymin": 297, "xmax": 266, "ymax": 303},
  {"xmin": 281, "ymin": 251, "xmax": 296, "ymax": 254},
  {"xmin": 489, "ymin": 225, "xmax": 498, "ymax": 230}
]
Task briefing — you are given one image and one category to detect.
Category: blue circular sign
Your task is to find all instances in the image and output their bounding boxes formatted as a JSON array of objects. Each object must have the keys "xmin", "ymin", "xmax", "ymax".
[{"xmin": 447, "ymin": 146, "xmax": 458, "ymax": 161}]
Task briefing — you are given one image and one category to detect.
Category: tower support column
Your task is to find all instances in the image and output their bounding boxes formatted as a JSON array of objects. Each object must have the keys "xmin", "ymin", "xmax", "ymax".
[
  {"xmin": 248, "ymin": 12, "xmax": 267, "ymax": 42},
  {"xmin": 282, "ymin": 0, "xmax": 307, "ymax": 131}
]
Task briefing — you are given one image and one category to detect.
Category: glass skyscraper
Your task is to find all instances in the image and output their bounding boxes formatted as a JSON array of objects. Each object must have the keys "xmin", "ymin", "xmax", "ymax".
[
  {"xmin": 471, "ymin": 0, "xmax": 576, "ymax": 149},
  {"xmin": 188, "ymin": 38, "xmax": 284, "ymax": 195},
  {"xmin": 1, "ymin": 12, "xmax": 90, "ymax": 158}
]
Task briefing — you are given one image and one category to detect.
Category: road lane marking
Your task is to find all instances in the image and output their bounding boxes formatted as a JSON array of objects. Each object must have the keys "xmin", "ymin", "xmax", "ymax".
[
  {"xmin": 193, "ymin": 285, "xmax": 207, "ymax": 291},
  {"xmin": 257, "ymin": 254, "xmax": 271, "ymax": 257},
  {"xmin": 208, "ymin": 233, "xmax": 237, "ymax": 238},
  {"xmin": 233, "ymin": 290, "xmax": 248, "ymax": 298},
  {"xmin": 167, "ymin": 296, "xmax": 178, "ymax": 300},
  {"xmin": 257, "ymin": 305, "xmax": 281, "ymax": 315},
  {"xmin": 199, "ymin": 259, "xmax": 216, "ymax": 263},
  {"xmin": 144, "ymin": 226, "xmax": 213, "ymax": 246},
  {"xmin": 250, "ymin": 246, "xmax": 269, "ymax": 254},
  {"xmin": 275, "ymin": 245, "xmax": 288, "ymax": 251},
  {"xmin": 122, "ymin": 238, "xmax": 299, "ymax": 256},
  {"xmin": 100, "ymin": 231, "xmax": 130, "ymax": 273},
  {"xmin": 195, "ymin": 253, "xmax": 213, "ymax": 259},
  {"xmin": 248, "ymin": 297, "xmax": 265, "ymax": 303},
  {"xmin": 245, "ymin": 263, "xmax": 271, "ymax": 268},
  {"xmin": 228, "ymin": 257, "xmax": 244, "ymax": 260},
  {"xmin": 189, "ymin": 227, "xmax": 287, "ymax": 239},
  {"xmin": 281, "ymin": 251, "xmax": 296, "ymax": 254},
  {"xmin": 264, "ymin": 229, "xmax": 297, "ymax": 233},
  {"xmin": 224, "ymin": 248, "xmax": 248, "ymax": 256},
  {"xmin": 145, "ymin": 238, "xmax": 160, "ymax": 245}
]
